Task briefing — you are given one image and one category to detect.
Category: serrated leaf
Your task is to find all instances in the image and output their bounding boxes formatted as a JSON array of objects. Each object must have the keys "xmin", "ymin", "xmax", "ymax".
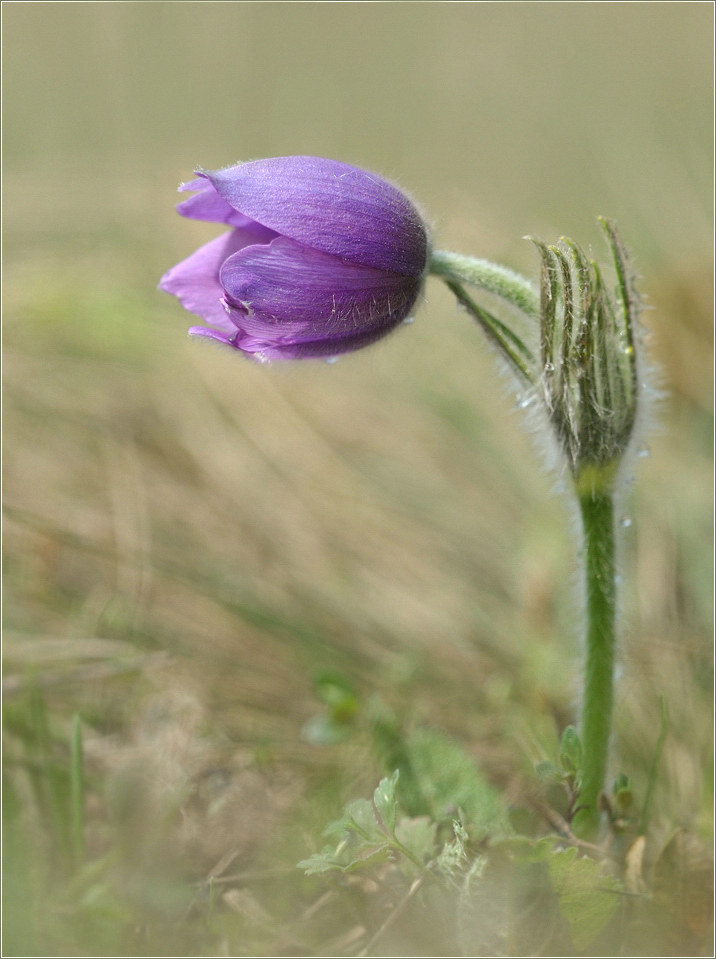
[
  {"xmin": 373, "ymin": 770, "xmax": 399, "ymax": 834},
  {"xmin": 406, "ymin": 729, "xmax": 509, "ymax": 836},
  {"xmin": 345, "ymin": 798, "xmax": 385, "ymax": 842},
  {"xmin": 343, "ymin": 845, "xmax": 394, "ymax": 872},
  {"xmin": 298, "ymin": 843, "xmax": 393, "ymax": 876},
  {"xmin": 559, "ymin": 726, "xmax": 583, "ymax": 774},
  {"xmin": 394, "ymin": 816, "xmax": 437, "ymax": 864},
  {"xmin": 323, "ymin": 797, "xmax": 384, "ymax": 844},
  {"xmin": 546, "ymin": 845, "xmax": 621, "ymax": 950},
  {"xmin": 297, "ymin": 847, "xmax": 349, "ymax": 876}
]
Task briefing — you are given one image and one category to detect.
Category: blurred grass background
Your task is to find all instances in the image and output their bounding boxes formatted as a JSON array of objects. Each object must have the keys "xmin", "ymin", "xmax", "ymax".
[{"xmin": 3, "ymin": 3, "xmax": 713, "ymax": 955}]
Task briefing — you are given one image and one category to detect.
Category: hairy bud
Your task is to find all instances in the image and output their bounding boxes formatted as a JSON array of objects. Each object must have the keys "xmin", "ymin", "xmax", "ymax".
[{"xmin": 529, "ymin": 219, "xmax": 641, "ymax": 493}]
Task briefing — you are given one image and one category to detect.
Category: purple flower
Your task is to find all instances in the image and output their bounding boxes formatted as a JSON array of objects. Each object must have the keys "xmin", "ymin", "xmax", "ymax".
[{"xmin": 159, "ymin": 157, "xmax": 429, "ymax": 360}]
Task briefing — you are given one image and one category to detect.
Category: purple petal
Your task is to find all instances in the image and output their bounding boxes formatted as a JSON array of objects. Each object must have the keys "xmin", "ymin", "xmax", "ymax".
[
  {"xmin": 233, "ymin": 324, "xmax": 410, "ymax": 361},
  {"xmin": 188, "ymin": 326, "xmax": 236, "ymax": 347},
  {"xmin": 177, "ymin": 178, "xmax": 276, "ymax": 233},
  {"xmin": 198, "ymin": 157, "xmax": 428, "ymax": 278},
  {"xmin": 218, "ymin": 236, "xmax": 421, "ymax": 357},
  {"xmin": 159, "ymin": 227, "xmax": 274, "ymax": 330}
]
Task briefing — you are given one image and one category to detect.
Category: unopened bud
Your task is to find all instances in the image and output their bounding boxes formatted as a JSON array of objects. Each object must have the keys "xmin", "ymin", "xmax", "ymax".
[{"xmin": 528, "ymin": 219, "xmax": 641, "ymax": 493}]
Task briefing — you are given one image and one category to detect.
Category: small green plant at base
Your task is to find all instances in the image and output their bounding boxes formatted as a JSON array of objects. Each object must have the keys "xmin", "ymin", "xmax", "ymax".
[{"xmin": 298, "ymin": 769, "xmax": 627, "ymax": 955}]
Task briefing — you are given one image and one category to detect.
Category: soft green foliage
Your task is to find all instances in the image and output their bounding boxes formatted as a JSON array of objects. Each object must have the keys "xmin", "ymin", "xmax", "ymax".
[
  {"xmin": 406, "ymin": 729, "xmax": 509, "ymax": 836},
  {"xmin": 488, "ymin": 837, "xmax": 622, "ymax": 951},
  {"xmin": 542, "ymin": 845, "xmax": 621, "ymax": 950},
  {"xmin": 298, "ymin": 771, "xmax": 439, "ymax": 877},
  {"xmin": 528, "ymin": 224, "xmax": 641, "ymax": 482},
  {"xmin": 300, "ymin": 774, "xmax": 626, "ymax": 953},
  {"xmin": 4, "ymin": 684, "xmax": 75, "ymax": 863},
  {"xmin": 436, "ymin": 820, "xmax": 470, "ymax": 879},
  {"xmin": 394, "ymin": 816, "xmax": 438, "ymax": 864},
  {"xmin": 535, "ymin": 759, "xmax": 561, "ymax": 782},
  {"xmin": 297, "ymin": 843, "xmax": 393, "ymax": 877},
  {"xmin": 440, "ymin": 279, "xmax": 536, "ymax": 383}
]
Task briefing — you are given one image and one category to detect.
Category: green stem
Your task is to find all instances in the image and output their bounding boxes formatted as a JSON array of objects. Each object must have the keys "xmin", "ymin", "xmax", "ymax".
[
  {"xmin": 429, "ymin": 249, "xmax": 540, "ymax": 320},
  {"xmin": 573, "ymin": 484, "xmax": 617, "ymax": 839}
]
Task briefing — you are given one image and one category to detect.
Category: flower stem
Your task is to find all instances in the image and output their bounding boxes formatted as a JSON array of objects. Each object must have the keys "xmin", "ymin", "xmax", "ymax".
[
  {"xmin": 573, "ymin": 483, "xmax": 617, "ymax": 839},
  {"xmin": 429, "ymin": 250, "xmax": 540, "ymax": 320}
]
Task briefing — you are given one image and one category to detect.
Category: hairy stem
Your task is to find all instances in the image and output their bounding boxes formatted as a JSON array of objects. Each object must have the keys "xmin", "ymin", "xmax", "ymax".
[
  {"xmin": 429, "ymin": 249, "xmax": 540, "ymax": 319},
  {"xmin": 573, "ymin": 485, "xmax": 617, "ymax": 839}
]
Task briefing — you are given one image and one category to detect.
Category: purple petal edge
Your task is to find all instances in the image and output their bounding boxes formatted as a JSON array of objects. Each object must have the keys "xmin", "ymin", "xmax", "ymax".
[
  {"xmin": 177, "ymin": 177, "xmax": 277, "ymax": 233},
  {"xmin": 196, "ymin": 157, "xmax": 429, "ymax": 277},
  {"xmin": 159, "ymin": 227, "xmax": 274, "ymax": 331},
  {"xmin": 188, "ymin": 326, "xmax": 236, "ymax": 347}
]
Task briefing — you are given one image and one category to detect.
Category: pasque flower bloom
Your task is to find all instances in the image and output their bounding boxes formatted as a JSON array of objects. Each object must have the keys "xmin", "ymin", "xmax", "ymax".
[{"xmin": 160, "ymin": 156, "xmax": 429, "ymax": 360}]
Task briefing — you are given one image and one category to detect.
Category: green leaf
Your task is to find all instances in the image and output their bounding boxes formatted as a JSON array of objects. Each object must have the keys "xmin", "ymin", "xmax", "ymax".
[
  {"xmin": 323, "ymin": 797, "xmax": 381, "ymax": 842},
  {"xmin": 345, "ymin": 798, "xmax": 386, "ymax": 842},
  {"xmin": 298, "ymin": 842, "xmax": 393, "ymax": 876},
  {"xmin": 373, "ymin": 770, "xmax": 399, "ymax": 834},
  {"xmin": 546, "ymin": 845, "xmax": 621, "ymax": 950},
  {"xmin": 559, "ymin": 726, "xmax": 583, "ymax": 775},
  {"xmin": 343, "ymin": 845, "xmax": 394, "ymax": 872},
  {"xmin": 297, "ymin": 846, "xmax": 347, "ymax": 876},
  {"xmin": 535, "ymin": 760, "xmax": 560, "ymax": 782},
  {"xmin": 394, "ymin": 816, "xmax": 437, "ymax": 864},
  {"xmin": 406, "ymin": 729, "xmax": 509, "ymax": 837}
]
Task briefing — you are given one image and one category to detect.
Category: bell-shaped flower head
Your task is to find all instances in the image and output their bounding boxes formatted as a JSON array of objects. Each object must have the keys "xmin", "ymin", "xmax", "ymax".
[{"xmin": 159, "ymin": 156, "xmax": 430, "ymax": 360}]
